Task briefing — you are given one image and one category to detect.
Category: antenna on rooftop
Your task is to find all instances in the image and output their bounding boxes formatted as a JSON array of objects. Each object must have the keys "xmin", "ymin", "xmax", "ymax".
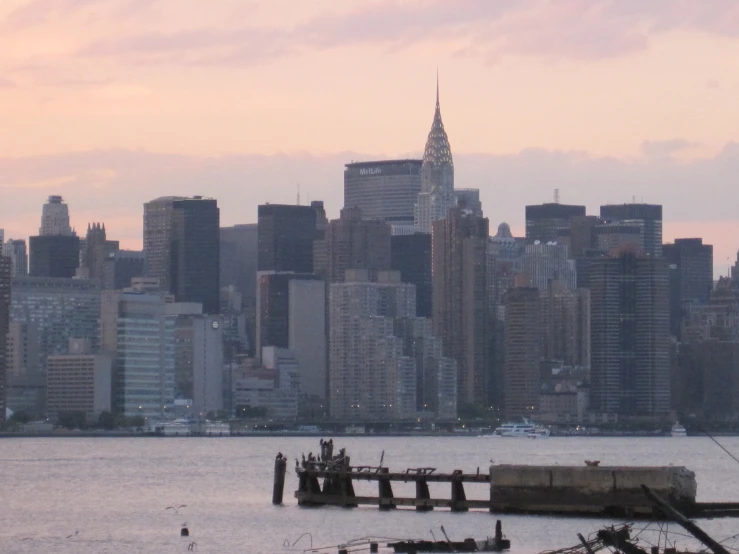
[{"xmin": 554, "ymin": 189, "xmax": 560, "ymax": 204}]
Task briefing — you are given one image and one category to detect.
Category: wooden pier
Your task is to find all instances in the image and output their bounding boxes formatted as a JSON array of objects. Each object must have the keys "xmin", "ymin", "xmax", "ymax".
[{"xmin": 274, "ymin": 441, "xmax": 739, "ymax": 519}]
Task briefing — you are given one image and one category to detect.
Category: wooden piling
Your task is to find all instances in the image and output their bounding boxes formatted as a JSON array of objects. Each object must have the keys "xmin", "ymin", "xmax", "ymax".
[
  {"xmin": 450, "ymin": 471, "xmax": 468, "ymax": 512},
  {"xmin": 272, "ymin": 455, "xmax": 287, "ymax": 505},
  {"xmin": 378, "ymin": 468, "xmax": 396, "ymax": 510},
  {"xmin": 416, "ymin": 479, "xmax": 433, "ymax": 512}
]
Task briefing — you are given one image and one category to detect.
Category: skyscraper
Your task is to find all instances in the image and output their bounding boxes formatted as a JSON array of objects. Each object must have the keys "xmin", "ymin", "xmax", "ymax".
[
  {"xmin": 455, "ymin": 189, "xmax": 483, "ymax": 216},
  {"xmin": 143, "ymin": 196, "xmax": 220, "ymax": 313},
  {"xmin": 663, "ymin": 238, "xmax": 713, "ymax": 338},
  {"xmin": 256, "ymin": 271, "xmax": 322, "ymax": 354},
  {"xmin": 540, "ymin": 280, "xmax": 591, "ymax": 369},
  {"xmin": 344, "ymin": 160, "xmax": 422, "ymax": 224},
  {"xmin": 600, "ymin": 203, "xmax": 663, "ymax": 257},
  {"xmin": 39, "ymin": 195, "xmax": 74, "ymax": 236},
  {"xmin": 82, "ymin": 223, "xmax": 120, "ymax": 284},
  {"xmin": 329, "ymin": 270, "xmax": 455, "ymax": 421},
  {"xmin": 504, "ymin": 285, "xmax": 542, "ymax": 419},
  {"xmin": 11, "ymin": 276, "xmax": 100, "ymax": 371},
  {"xmin": 414, "ymin": 77, "xmax": 455, "ymax": 233},
  {"xmin": 321, "ymin": 207, "xmax": 392, "ymax": 284},
  {"xmin": 0, "ymin": 256, "xmax": 10, "ymax": 427},
  {"xmin": 257, "ymin": 204, "xmax": 319, "ymax": 274},
  {"xmin": 525, "ymin": 203, "xmax": 586, "ymax": 244},
  {"xmin": 102, "ymin": 250, "xmax": 145, "ymax": 290},
  {"xmin": 432, "ymin": 208, "xmax": 490, "ymax": 408},
  {"xmin": 101, "ymin": 291, "xmax": 175, "ymax": 417},
  {"xmin": 589, "ymin": 248, "xmax": 670, "ymax": 417},
  {"xmin": 29, "ymin": 235, "xmax": 80, "ymax": 278},
  {"xmin": 3, "ymin": 239, "xmax": 28, "ymax": 277},
  {"xmin": 391, "ymin": 233, "xmax": 432, "ymax": 318},
  {"xmin": 522, "ymin": 242, "xmax": 577, "ymax": 291}
]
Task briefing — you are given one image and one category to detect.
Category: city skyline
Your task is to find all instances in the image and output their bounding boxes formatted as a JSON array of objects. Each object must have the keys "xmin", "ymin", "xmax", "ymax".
[{"xmin": 3, "ymin": 1, "xmax": 739, "ymax": 273}]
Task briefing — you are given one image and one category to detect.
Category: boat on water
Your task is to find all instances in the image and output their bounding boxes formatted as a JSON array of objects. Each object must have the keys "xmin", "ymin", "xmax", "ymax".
[
  {"xmin": 488, "ymin": 419, "xmax": 550, "ymax": 438},
  {"xmin": 671, "ymin": 422, "xmax": 687, "ymax": 437}
]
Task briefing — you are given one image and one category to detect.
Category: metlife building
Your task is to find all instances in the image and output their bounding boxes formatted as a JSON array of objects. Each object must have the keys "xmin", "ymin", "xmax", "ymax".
[{"xmin": 344, "ymin": 160, "xmax": 422, "ymax": 225}]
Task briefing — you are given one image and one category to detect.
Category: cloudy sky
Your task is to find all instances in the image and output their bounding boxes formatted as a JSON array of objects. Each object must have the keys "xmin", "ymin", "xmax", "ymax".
[{"xmin": 1, "ymin": 0, "xmax": 738, "ymax": 274}]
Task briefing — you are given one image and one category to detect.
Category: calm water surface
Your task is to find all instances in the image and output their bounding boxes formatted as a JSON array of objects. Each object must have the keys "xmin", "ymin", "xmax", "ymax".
[{"xmin": 2, "ymin": 436, "xmax": 738, "ymax": 553}]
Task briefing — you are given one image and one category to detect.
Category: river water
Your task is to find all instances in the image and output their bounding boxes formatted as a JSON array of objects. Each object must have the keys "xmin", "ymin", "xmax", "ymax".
[{"xmin": 2, "ymin": 436, "xmax": 739, "ymax": 554}]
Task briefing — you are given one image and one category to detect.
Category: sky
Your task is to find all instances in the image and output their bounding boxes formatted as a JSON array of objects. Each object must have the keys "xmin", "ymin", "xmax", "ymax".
[{"xmin": 1, "ymin": 0, "xmax": 739, "ymax": 275}]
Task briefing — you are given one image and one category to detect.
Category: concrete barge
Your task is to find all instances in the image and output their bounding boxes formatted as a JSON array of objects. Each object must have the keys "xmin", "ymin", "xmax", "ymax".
[{"xmin": 488, "ymin": 465, "xmax": 696, "ymax": 515}]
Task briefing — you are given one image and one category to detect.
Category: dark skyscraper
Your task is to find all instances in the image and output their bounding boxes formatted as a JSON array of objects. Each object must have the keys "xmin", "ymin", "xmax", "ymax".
[
  {"xmin": 144, "ymin": 196, "xmax": 220, "ymax": 313},
  {"xmin": 344, "ymin": 160, "xmax": 422, "ymax": 224},
  {"xmin": 321, "ymin": 207, "xmax": 392, "ymax": 284},
  {"xmin": 664, "ymin": 238, "xmax": 713, "ymax": 338},
  {"xmin": 600, "ymin": 203, "xmax": 663, "ymax": 257},
  {"xmin": 391, "ymin": 233, "xmax": 432, "ymax": 318},
  {"xmin": 589, "ymin": 248, "xmax": 670, "ymax": 417},
  {"xmin": 257, "ymin": 204, "xmax": 318, "ymax": 273},
  {"xmin": 256, "ymin": 272, "xmax": 321, "ymax": 354},
  {"xmin": 525, "ymin": 203, "xmax": 586, "ymax": 244},
  {"xmin": 0, "ymin": 256, "xmax": 10, "ymax": 427},
  {"xmin": 29, "ymin": 235, "xmax": 80, "ymax": 278},
  {"xmin": 171, "ymin": 198, "xmax": 220, "ymax": 313},
  {"xmin": 504, "ymin": 285, "xmax": 541, "ymax": 419},
  {"xmin": 103, "ymin": 250, "xmax": 145, "ymax": 290},
  {"xmin": 432, "ymin": 208, "xmax": 490, "ymax": 408}
]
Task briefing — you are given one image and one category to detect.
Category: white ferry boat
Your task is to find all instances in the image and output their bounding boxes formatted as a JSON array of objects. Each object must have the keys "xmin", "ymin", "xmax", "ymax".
[
  {"xmin": 492, "ymin": 419, "xmax": 550, "ymax": 438},
  {"xmin": 159, "ymin": 419, "xmax": 192, "ymax": 436},
  {"xmin": 670, "ymin": 422, "xmax": 687, "ymax": 437}
]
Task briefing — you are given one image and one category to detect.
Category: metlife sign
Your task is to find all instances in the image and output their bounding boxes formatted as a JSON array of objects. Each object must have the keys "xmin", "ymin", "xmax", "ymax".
[{"xmin": 359, "ymin": 167, "xmax": 382, "ymax": 176}]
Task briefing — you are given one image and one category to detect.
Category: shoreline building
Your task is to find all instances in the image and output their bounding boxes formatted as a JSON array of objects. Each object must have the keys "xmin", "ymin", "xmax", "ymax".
[
  {"xmin": 415, "ymin": 77, "xmax": 455, "ymax": 233},
  {"xmin": 101, "ymin": 291, "xmax": 175, "ymax": 418},
  {"xmin": 589, "ymin": 248, "xmax": 670, "ymax": 417},
  {"xmin": 46, "ymin": 338, "xmax": 112, "ymax": 421},
  {"xmin": 344, "ymin": 160, "xmax": 422, "ymax": 228}
]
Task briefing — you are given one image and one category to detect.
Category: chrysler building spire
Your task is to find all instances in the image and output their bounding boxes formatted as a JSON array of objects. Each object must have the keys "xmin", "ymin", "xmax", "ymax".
[{"xmin": 414, "ymin": 73, "xmax": 455, "ymax": 233}]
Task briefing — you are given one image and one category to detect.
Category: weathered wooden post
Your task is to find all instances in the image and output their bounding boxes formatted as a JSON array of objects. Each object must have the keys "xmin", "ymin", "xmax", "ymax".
[
  {"xmin": 450, "ymin": 470, "xmax": 468, "ymax": 512},
  {"xmin": 416, "ymin": 479, "xmax": 433, "ymax": 511},
  {"xmin": 378, "ymin": 467, "xmax": 396, "ymax": 510},
  {"xmin": 272, "ymin": 455, "xmax": 287, "ymax": 505}
]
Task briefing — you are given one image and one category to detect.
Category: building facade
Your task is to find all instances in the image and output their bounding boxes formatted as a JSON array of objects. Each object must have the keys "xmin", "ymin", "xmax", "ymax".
[
  {"xmin": 29, "ymin": 235, "xmax": 80, "ymax": 278},
  {"xmin": 525, "ymin": 203, "xmax": 585, "ymax": 244},
  {"xmin": 3, "ymin": 239, "xmax": 28, "ymax": 277},
  {"xmin": 11, "ymin": 276, "xmax": 100, "ymax": 372},
  {"xmin": 432, "ymin": 209, "xmax": 490, "ymax": 408},
  {"xmin": 344, "ymin": 160, "xmax": 422, "ymax": 224},
  {"xmin": 522, "ymin": 242, "xmax": 577, "ymax": 291},
  {"xmin": 144, "ymin": 196, "xmax": 220, "ymax": 312},
  {"xmin": 664, "ymin": 238, "xmax": 713, "ymax": 338},
  {"xmin": 257, "ymin": 204, "xmax": 319, "ymax": 274},
  {"xmin": 330, "ymin": 271, "xmax": 421, "ymax": 421},
  {"xmin": 46, "ymin": 339, "xmax": 112, "ymax": 419},
  {"xmin": 504, "ymin": 286, "xmax": 542, "ymax": 418},
  {"xmin": 288, "ymin": 279, "xmax": 327, "ymax": 400},
  {"xmin": 320, "ymin": 207, "xmax": 392, "ymax": 284},
  {"xmin": 589, "ymin": 249, "xmax": 671, "ymax": 417},
  {"xmin": 600, "ymin": 203, "xmax": 663, "ymax": 257},
  {"xmin": 101, "ymin": 291, "xmax": 175, "ymax": 417},
  {"xmin": 391, "ymin": 233, "xmax": 432, "ymax": 318}
]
